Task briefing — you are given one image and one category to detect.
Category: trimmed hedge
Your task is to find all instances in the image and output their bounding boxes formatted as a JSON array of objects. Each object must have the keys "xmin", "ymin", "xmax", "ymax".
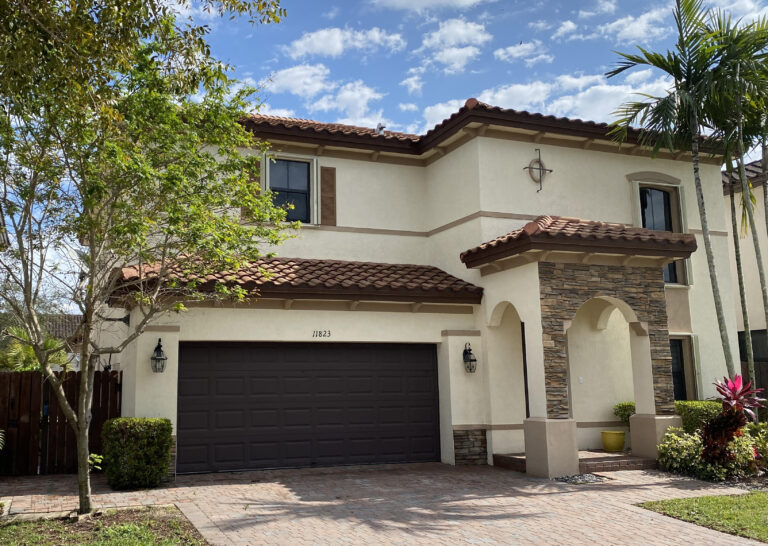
[
  {"xmin": 674, "ymin": 400, "xmax": 721, "ymax": 433},
  {"xmin": 612, "ymin": 400, "xmax": 722, "ymax": 433},
  {"xmin": 102, "ymin": 417, "xmax": 172, "ymax": 490}
]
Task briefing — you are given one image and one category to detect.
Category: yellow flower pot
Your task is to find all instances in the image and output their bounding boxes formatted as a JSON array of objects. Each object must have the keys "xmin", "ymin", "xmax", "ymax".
[{"xmin": 601, "ymin": 430, "xmax": 626, "ymax": 452}]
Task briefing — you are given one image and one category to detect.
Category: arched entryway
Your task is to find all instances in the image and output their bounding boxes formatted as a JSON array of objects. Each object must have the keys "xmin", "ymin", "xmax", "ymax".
[
  {"xmin": 566, "ymin": 296, "xmax": 655, "ymax": 449},
  {"xmin": 486, "ymin": 302, "xmax": 528, "ymax": 455}
]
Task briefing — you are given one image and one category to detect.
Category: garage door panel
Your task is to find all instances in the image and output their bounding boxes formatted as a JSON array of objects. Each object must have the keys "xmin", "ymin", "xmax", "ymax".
[{"xmin": 177, "ymin": 342, "xmax": 439, "ymax": 473}]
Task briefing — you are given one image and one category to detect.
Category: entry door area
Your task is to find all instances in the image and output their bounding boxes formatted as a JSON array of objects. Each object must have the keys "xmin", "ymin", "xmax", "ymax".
[{"xmin": 176, "ymin": 342, "xmax": 440, "ymax": 473}]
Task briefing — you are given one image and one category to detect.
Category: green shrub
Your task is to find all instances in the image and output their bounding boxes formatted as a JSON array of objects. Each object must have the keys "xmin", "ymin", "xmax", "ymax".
[
  {"xmin": 613, "ymin": 400, "xmax": 720, "ymax": 432},
  {"xmin": 657, "ymin": 427, "xmax": 759, "ymax": 481},
  {"xmin": 658, "ymin": 427, "xmax": 701, "ymax": 477},
  {"xmin": 674, "ymin": 400, "xmax": 721, "ymax": 433},
  {"xmin": 613, "ymin": 402, "xmax": 635, "ymax": 426},
  {"xmin": 102, "ymin": 418, "xmax": 172, "ymax": 490},
  {"xmin": 745, "ymin": 422, "xmax": 768, "ymax": 469}
]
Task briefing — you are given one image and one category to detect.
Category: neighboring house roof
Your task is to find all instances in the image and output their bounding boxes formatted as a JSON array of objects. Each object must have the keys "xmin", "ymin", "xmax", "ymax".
[
  {"xmin": 722, "ymin": 159, "xmax": 766, "ymax": 194},
  {"xmin": 42, "ymin": 314, "xmax": 82, "ymax": 340},
  {"xmin": 116, "ymin": 257, "xmax": 483, "ymax": 304},
  {"xmin": 460, "ymin": 215, "xmax": 698, "ymax": 268},
  {"xmin": 243, "ymin": 98, "xmax": 648, "ymax": 157}
]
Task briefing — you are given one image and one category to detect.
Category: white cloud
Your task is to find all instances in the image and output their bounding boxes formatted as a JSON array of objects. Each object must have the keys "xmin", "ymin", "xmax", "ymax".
[
  {"xmin": 420, "ymin": 18, "xmax": 492, "ymax": 73},
  {"xmin": 283, "ymin": 27, "xmax": 406, "ymax": 59},
  {"xmin": 258, "ymin": 104, "xmax": 296, "ymax": 118},
  {"xmin": 494, "ymin": 40, "xmax": 554, "ymax": 67},
  {"xmin": 478, "ymin": 82, "xmax": 554, "ymax": 111},
  {"xmin": 624, "ymin": 68, "xmax": 653, "ymax": 85},
  {"xmin": 552, "ymin": 20, "xmax": 578, "ymax": 39},
  {"xmin": 528, "ymin": 20, "xmax": 552, "ymax": 31},
  {"xmin": 706, "ymin": 0, "xmax": 768, "ymax": 21},
  {"xmin": 578, "ymin": 0, "xmax": 617, "ymax": 18},
  {"xmin": 548, "ymin": 76, "xmax": 671, "ymax": 123},
  {"xmin": 323, "ymin": 6, "xmax": 339, "ymax": 19},
  {"xmin": 434, "ymin": 46, "xmax": 482, "ymax": 73},
  {"xmin": 597, "ymin": 8, "xmax": 672, "ymax": 43},
  {"xmin": 555, "ymin": 73, "xmax": 605, "ymax": 91},
  {"xmin": 400, "ymin": 75, "xmax": 424, "ymax": 95},
  {"xmin": 421, "ymin": 18, "xmax": 492, "ymax": 49},
  {"xmin": 265, "ymin": 64, "xmax": 337, "ymax": 98},
  {"xmin": 423, "ymin": 99, "xmax": 465, "ymax": 130},
  {"xmin": 370, "ymin": 0, "xmax": 490, "ymax": 11},
  {"xmin": 399, "ymin": 103, "xmax": 419, "ymax": 112},
  {"xmin": 309, "ymin": 80, "xmax": 386, "ymax": 127}
]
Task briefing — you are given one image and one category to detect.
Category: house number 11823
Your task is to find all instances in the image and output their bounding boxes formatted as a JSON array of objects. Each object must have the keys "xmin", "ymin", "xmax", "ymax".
[{"xmin": 312, "ymin": 330, "xmax": 331, "ymax": 338}]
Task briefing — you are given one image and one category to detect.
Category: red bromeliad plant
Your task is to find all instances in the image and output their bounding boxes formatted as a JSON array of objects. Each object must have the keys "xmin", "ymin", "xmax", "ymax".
[
  {"xmin": 714, "ymin": 375, "xmax": 765, "ymax": 421},
  {"xmin": 701, "ymin": 375, "xmax": 765, "ymax": 466}
]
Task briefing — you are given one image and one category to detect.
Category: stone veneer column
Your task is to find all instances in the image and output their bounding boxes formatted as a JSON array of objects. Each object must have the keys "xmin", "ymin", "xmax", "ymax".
[
  {"xmin": 537, "ymin": 262, "xmax": 676, "ymax": 417},
  {"xmin": 522, "ymin": 261, "xmax": 682, "ymax": 474}
]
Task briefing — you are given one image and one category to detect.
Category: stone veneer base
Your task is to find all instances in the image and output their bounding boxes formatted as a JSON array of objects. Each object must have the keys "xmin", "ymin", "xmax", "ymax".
[{"xmin": 453, "ymin": 429, "xmax": 488, "ymax": 465}]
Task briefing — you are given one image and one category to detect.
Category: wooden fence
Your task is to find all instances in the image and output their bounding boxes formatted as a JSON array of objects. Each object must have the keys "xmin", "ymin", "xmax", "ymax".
[{"xmin": 0, "ymin": 370, "xmax": 121, "ymax": 475}]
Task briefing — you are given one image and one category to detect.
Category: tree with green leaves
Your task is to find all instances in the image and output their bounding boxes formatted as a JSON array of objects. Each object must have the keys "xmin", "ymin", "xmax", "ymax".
[
  {"xmin": 706, "ymin": 12, "xmax": 768, "ymax": 394},
  {"xmin": 607, "ymin": 0, "xmax": 737, "ymax": 376},
  {"xmin": 0, "ymin": 0, "xmax": 290, "ymax": 513}
]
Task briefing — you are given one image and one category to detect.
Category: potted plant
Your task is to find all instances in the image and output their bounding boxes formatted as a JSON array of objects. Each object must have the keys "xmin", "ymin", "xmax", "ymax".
[{"xmin": 603, "ymin": 402, "xmax": 635, "ymax": 452}]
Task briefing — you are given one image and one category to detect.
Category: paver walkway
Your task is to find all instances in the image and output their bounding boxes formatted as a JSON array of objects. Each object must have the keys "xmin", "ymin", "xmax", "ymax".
[{"xmin": 0, "ymin": 463, "xmax": 759, "ymax": 545}]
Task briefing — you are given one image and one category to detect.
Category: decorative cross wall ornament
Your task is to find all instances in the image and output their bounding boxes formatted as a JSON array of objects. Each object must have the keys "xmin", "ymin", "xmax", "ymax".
[{"xmin": 523, "ymin": 148, "xmax": 553, "ymax": 192}]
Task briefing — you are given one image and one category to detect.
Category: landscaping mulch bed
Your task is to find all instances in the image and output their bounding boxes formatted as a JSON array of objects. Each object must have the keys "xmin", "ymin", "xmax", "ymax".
[
  {"xmin": 0, "ymin": 505, "xmax": 207, "ymax": 545},
  {"xmin": 725, "ymin": 473, "xmax": 768, "ymax": 492},
  {"xmin": 554, "ymin": 473, "xmax": 610, "ymax": 485}
]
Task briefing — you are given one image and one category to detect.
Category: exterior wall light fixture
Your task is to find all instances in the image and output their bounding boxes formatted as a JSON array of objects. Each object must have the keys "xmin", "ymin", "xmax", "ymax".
[
  {"xmin": 463, "ymin": 342, "xmax": 477, "ymax": 373},
  {"xmin": 150, "ymin": 338, "xmax": 168, "ymax": 373}
]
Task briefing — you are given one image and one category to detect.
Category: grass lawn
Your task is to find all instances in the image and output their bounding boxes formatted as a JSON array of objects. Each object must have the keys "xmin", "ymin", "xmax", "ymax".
[
  {"xmin": 642, "ymin": 491, "xmax": 768, "ymax": 543},
  {"xmin": 0, "ymin": 505, "xmax": 206, "ymax": 545}
]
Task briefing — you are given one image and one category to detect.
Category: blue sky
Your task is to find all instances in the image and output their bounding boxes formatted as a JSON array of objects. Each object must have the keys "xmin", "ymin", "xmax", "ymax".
[{"xmin": 188, "ymin": 0, "xmax": 768, "ymax": 136}]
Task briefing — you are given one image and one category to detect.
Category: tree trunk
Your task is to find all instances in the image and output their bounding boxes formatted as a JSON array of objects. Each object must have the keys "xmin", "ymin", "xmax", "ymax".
[
  {"xmin": 74, "ymin": 337, "xmax": 97, "ymax": 513},
  {"xmin": 689, "ymin": 114, "xmax": 736, "ymax": 376},
  {"xmin": 730, "ymin": 178, "xmax": 755, "ymax": 383},
  {"xmin": 76, "ymin": 420, "xmax": 92, "ymax": 514},
  {"xmin": 736, "ymin": 110, "xmax": 764, "ymax": 391}
]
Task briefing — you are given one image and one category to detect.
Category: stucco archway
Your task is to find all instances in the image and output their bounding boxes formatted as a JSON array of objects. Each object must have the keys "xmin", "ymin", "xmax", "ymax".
[
  {"xmin": 565, "ymin": 297, "xmax": 656, "ymax": 449},
  {"xmin": 486, "ymin": 302, "xmax": 528, "ymax": 455}
]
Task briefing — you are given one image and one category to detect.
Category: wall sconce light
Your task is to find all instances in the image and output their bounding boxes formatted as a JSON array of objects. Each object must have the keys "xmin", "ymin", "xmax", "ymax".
[
  {"xmin": 150, "ymin": 338, "xmax": 167, "ymax": 373},
  {"xmin": 463, "ymin": 342, "xmax": 477, "ymax": 373}
]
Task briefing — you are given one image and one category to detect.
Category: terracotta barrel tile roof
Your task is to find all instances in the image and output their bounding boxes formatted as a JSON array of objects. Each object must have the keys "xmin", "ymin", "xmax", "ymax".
[
  {"xmin": 243, "ymin": 98, "xmax": 655, "ymax": 156},
  {"xmin": 460, "ymin": 215, "xmax": 698, "ymax": 268},
  {"xmin": 722, "ymin": 159, "xmax": 767, "ymax": 194},
  {"xmin": 246, "ymin": 114, "xmax": 420, "ymax": 142},
  {"xmin": 117, "ymin": 257, "xmax": 483, "ymax": 304}
]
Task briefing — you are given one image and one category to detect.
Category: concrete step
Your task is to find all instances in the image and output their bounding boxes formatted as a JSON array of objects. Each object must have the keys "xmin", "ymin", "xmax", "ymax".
[{"xmin": 493, "ymin": 451, "xmax": 657, "ymax": 474}]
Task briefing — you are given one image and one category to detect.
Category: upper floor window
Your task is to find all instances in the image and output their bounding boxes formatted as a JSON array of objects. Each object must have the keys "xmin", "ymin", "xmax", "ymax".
[
  {"xmin": 268, "ymin": 158, "xmax": 312, "ymax": 223},
  {"xmin": 639, "ymin": 185, "xmax": 685, "ymax": 284}
]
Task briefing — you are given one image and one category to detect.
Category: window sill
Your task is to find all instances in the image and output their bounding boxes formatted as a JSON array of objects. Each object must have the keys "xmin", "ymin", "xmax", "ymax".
[{"xmin": 664, "ymin": 283, "xmax": 691, "ymax": 290}]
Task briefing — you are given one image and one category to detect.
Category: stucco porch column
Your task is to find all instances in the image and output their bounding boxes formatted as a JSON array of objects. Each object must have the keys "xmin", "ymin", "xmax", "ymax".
[{"xmin": 120, "ymin": 319, "xmax": 180, "ymax": 430}]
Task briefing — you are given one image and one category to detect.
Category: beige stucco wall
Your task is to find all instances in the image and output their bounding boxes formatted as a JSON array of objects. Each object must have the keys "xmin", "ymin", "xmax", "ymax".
[
  {"xmin": 568, "ymin": 302, "xmax": 635, "ymax": 423},
  {"xmin": 725, "ymin": 184, "xmax": 768, "ymax": 333},
  {"xmin": 115, "ymin": 130, "xmax": 744, "ymax": 466}
]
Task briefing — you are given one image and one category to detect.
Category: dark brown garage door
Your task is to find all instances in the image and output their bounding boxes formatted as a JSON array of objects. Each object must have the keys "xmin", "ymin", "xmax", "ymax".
[{"xmin": 176, "ymin": 342, "xmax": 440, "ymax": 473}]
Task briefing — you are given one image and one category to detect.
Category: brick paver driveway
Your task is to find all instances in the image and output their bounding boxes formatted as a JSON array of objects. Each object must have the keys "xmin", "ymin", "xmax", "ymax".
[{"xmin": 0, "ymin": 463, "xmax": 758, "ymax": 545}]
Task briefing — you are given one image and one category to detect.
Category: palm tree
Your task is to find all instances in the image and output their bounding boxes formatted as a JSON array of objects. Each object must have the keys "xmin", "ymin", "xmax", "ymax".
[
  {"xmin": 0, "ymin": 326, "xmax": 69, "ymax": 371},
  {"xmin": 728, "ymin": 173, "xmax": 756, "ymax": 380},
  {"xmin": 708, "ymin": 12, "xmax": 768, "ymax": 392},
  {"xmin": 607, "ymin": 0, "xmax": 736, "ymax": 376}
]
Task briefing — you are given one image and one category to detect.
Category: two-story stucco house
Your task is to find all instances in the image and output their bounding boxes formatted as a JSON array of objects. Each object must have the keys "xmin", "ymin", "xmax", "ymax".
[{"xmin": 112, "ymin": 98, "xmax": 740, "ymax": 478}]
